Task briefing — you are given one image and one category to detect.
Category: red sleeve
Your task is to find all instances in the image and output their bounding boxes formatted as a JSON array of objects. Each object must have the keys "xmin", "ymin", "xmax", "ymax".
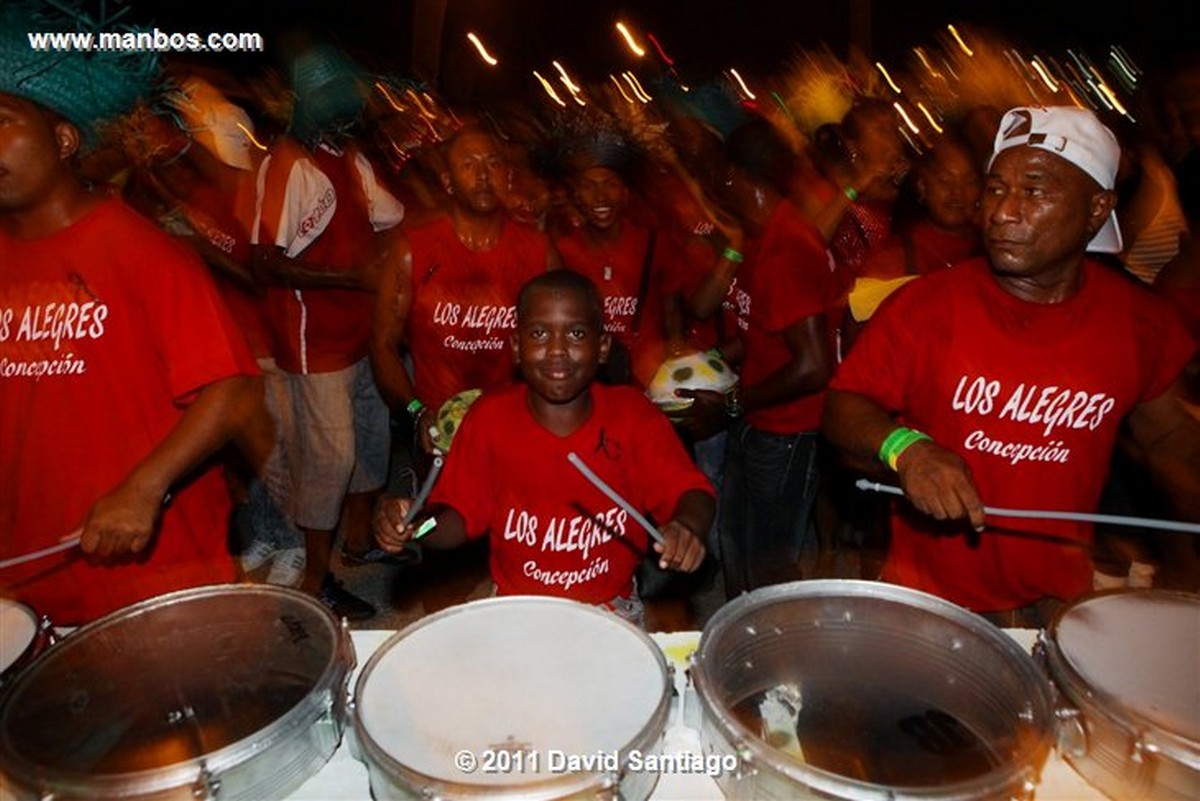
[
  {"xmin": 829, "ymin": 278, "xmax": 925, "ymax": 414},
  {"xmin": 1134, "ymin": 291, "xmax": 1198, "ymax": 402},
  {"xmin": 757, "ymin": 219, "xmax": 833, "ymax": 333}
]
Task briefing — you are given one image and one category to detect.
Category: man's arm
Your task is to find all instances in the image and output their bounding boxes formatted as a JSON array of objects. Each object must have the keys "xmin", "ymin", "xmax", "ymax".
[
  {"xmin": 656, "ymin": 489, "xmax": 713, "ymax": 573},
  {"xmin": 1124, "ymin": 379, "xmax": 1200, "ymax": 521},
  {"xmin": 821, "ymin": 389, "xmax": 986, "ymax": 529},
  {"xmin": 741, "ymin": 314, "xmax": 832, "ymax": 414},
  {"xmin": 79, "ymin": 374, "xmax": 263, "ymax": 555}
]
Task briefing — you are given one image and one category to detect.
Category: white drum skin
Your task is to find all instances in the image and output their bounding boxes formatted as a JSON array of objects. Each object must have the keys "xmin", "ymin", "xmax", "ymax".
[
  {"xmin": 351, "ymin": 596, "xmax": 672, "ymax": 800},
  {"xmin": 1043, "ymin": 589, "xmax": 1199, "ymax": 801},
  {"xmin": 0, "ymin": 599, "xmax": 39, "ymax": 683}
]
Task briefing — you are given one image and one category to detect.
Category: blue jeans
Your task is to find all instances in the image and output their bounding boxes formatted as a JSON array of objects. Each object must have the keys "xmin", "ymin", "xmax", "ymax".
[{"xmin": 720, "ymin": 423, "xmax": 820, "ymax": 598}]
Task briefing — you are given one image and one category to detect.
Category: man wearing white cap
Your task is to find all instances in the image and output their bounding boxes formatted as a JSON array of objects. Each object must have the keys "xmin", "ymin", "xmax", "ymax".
[{"xmin": 822, "ymin": 106, "xmax": 1199, "ymax": 625}]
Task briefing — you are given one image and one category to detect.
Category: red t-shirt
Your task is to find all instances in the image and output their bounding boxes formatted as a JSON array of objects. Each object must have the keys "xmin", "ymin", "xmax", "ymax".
[
  {"xmin": 429, "ymin": 383, "xmax": 714, "ymax": 604},
  {"xmin": 555, "ymin": 222, "xmax": 686, "ymax": 387},
  {"xmin": 0, "ymin": 198, "xmax": 259, "ymax": 624},
  {"xmin": 406, "ymin": 216, "xmax": 548, "ymax": 411},
  {"xmin": 831, "ymin": 258, "xmax": 1197, "ymax": 611},
  {"xmin": 860, "ymin": 220, "xmax": 982, "ymax": 279},
  {"xmin": 722, "ymin": 200, "xmax": 836, "ymax": 433},
  {"xmin": 256, "ymin": 139, "xmax": 403, "ymax": 374}
]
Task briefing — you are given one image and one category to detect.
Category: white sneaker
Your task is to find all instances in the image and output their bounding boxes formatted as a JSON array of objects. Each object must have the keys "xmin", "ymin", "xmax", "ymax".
[
  {"xmin": 266, "ymin": 548, "xmax": 306, "ymax": 587},
  {"xmin": 240, "ymin": 539, "xmax": 278, "ymax": 572}
]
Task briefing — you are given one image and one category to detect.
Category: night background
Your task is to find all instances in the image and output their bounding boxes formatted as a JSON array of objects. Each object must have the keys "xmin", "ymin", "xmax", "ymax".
[{"xmin": 147, "ymin": 0, "xmax": 1191, "ymax": 106}]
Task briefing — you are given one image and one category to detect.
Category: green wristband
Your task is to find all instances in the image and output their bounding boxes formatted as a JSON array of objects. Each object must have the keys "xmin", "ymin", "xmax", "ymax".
[
  {"xmin": 879, "ymin": 426, "xmax": 931, "ymax": 471},
  {"xmin": 843, "ymin": 186, "xmax": 859, "ymax": 202},
  {"xmin": 406, "ymin": 398, "xmax": 425, "ymax": 417},
  {"xmin": 721, "ymin": 246, "xmax": 744, "ymax": 263}
]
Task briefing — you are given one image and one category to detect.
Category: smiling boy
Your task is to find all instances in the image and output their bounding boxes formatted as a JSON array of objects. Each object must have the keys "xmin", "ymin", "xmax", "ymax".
[{"xmin": 375, "ymin": 270, "xmax": 712, "ymax": 625}]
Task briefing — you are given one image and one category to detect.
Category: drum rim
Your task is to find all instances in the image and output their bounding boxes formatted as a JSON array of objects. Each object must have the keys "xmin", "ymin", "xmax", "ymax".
[
  {"xmin": 351, "ymin": 594, "xmax": 672, "ymax": 798},
  {"xmin": 1043, "ymin": 588, "xmax": 1200, "ymax": 766},
  {"xmin": 692, "ymin": 579, "xmax": 1055, "ymax": 800},
  {"xmin": 0, "ymin": 582, "xmax": 354, "ymax": 795}
]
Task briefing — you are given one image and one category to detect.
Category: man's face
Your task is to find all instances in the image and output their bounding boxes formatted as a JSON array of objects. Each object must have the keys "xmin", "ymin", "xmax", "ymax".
[
  {"xmin": 512, "ymin": 287, "xmax": 610, "ymax": 408},
  {"xmin": 441, "ymin": 131, "xmax": 508, "ymax": 216},
  {"xmin": 917, "ymin": 144, "xmax": 982, "ymax": 232},
  {"xmin": 571, "ymin": 166, "xmax": 628, "ymax": 232},
  {"xmin": 0, "ymin": 93, "xmax": 74, "ymax": 216},
  {"xmin": 982, "ymin": 146, "xmax": 1114, "ymax": 282}
]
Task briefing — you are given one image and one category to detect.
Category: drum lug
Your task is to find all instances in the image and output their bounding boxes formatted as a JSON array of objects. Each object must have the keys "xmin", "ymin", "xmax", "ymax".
[
  {"xmin": 191, "ymin": 760, "xmax": 221, "ymax": 799},
  {"xmin": 732, "ymin": 739, "xmax": 758, "ymax": 781},
  {"xmin": 1053, "ymin": 706, "xmax": 1087, "ymax": 759}
]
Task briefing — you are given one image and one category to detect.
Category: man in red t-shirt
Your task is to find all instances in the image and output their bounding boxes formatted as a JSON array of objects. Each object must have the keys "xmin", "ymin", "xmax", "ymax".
[
  {"xmin": 0, "ymin": 73, "xmax": 259, "ymax": 623},
  {"xmin": 373, "ymin": 271, "xmax": 712, "ymax": 626},
  {"xmin": 824, "ymin": 107, "xmax": 1200, "ymax": 624},
  {"xmin": 371, "ymin": 126, "xmax": 559, "ymax": 454}
]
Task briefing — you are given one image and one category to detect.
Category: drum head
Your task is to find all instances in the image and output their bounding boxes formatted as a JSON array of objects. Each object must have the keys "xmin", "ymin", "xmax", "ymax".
[
  {"xmin": 1051, "ymin": 590, "xmax": 1199, "ymax": 743},
  {"xmin": 0, "ymin": 584, "xmax": 348, "ymax": 794},
  {"xmin": 0, "ymin": 599, "xmax": 37, "ymax": 676},
  {"xmin": 355, "ymin": 596, "xmax": 669, "ymax": 788}
]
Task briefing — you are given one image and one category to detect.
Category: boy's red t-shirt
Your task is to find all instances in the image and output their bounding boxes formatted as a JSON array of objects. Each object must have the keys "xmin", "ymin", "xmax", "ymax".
[{"xmin": 429, "ymin": 383, "xmax": 713, "ymax": 603}]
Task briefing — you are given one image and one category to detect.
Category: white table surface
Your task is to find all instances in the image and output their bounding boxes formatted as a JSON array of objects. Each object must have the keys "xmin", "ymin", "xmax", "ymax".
[{"xmin": 287, "ymin": 629, "xmax": 1106, "ymax": 801}]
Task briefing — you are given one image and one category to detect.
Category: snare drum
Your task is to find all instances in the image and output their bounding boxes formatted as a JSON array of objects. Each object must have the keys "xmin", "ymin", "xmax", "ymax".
[
  {"xmin": 691, "ymin": 580, "xmax": 1055, "ymax": 801},
  {"xmin": 0, "ymin": 584, "xmax": 354, "ymax": 800},
  {"xmin": 0, "ymin": 598, "xmax": 52, "ymax": 690},
  {"xmin": 352, "ymin": 596, "xmax": 672, "ymax": 800},
  {"xmin": 1042, "ymin": 589, "xmax": 1199, "ymax": 801}
]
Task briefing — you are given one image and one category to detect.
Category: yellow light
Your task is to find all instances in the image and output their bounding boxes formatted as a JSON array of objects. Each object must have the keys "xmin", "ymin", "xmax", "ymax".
[
  {"xmin": 915, "ymin": 102, "xmax": 943, "ymax": 134},
  {"xmin": 236, "ymin": 122, "xmax": 268, "ymax": 151},
  {"xmin": 914, "ymin": 47, "xmax": 942, "ymax": 80},
  {"xmin": 405, "ymin": 89, "xmax": 436, "ymax": 119},
  {"xmin": 876, "ymin": 62, "xmax": 901, "ymax": 94},
  {"xmin": 553, "ymin": 61, "xmax": 582, "ymax": 94},
  {"xmin": 466, "ymin": 32, "xmax": 499, "ymax": 66},
  {"xmin": 616, "ymin": 22, "xmax": 645, "ymax": 58},
  {"xmin": 609, "ymin": 74, "xmax": 634, "ymax": 103},
  {"xmin": 1030, "ymin": 58, "xmax": 1059, "ymax": 92},
  {"xmin": 948, "ymin": 24, "xmax": 973, "ymax": 57},
  {"xmin": 1095, "ymin": 80, "xmax": 1128, "ymax": 116},
  {"xmin": 533, "ymin": 70, "xmax": 567, "ymax": 107},
  {"xmin": 373, "ymin": 81, "xmax": 406, "ymax": 112},
  {"xmin": 729, "ymin": 68, "xmax": 756, "ymax": 100},
  {"xmin": 622, "ymin": 71, "xmax": 651, "ymax": 103},
  {"xmin": 893, "ymin": 102, "xmax": 920, "ymax": 135}
]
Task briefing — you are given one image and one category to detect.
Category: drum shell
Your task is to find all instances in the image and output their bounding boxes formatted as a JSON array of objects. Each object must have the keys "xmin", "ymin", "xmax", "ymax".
[
  {"xmin": 1041, "ymin": 589, "xmax": 1199, "ymax": 801},
  {"xmin": 691, "ymin": 580, "xmax": 1054, "ymax": 801},
  {"xmin": 351, "ymin": 596, "xmax": 672, "ymax": 800},
  {"xmin": 0, "ymin": 584, "xmax": 354, "ymax": 801}
]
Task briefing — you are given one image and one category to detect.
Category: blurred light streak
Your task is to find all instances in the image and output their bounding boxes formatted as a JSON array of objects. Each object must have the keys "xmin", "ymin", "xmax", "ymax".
[
  {"xmin": 616, "ymin": 22, "xmax": 646, "ymax": 57},
  {"xmin": 876, "ymin": 62, "xmax": 901, "ymax": 94},
  {"xmin": 553, "ymin": 61, "xmax": 582, "ymax": 93},
  {"xmin": 948, "ymin": 24, "xmax": 973, "ymax": 57},
  {"xmin": 466, "ymin": 32, "xmax": 499, "ymax": 66},
  {"xmin": 913, "ymin": 47, "xmax": 942, "ymax": 80},
  {"xmin": 609, "ymin": 74, "xmax": 635, "ymax": 103},
  {"xmin": 374, "ymin": 81, "xmax": 407, "ymax": 112},
  {"xmin": 729, "ymin": 68, "xmax": 756, "ymax": 100},
  {"xmin": 893, "ymin": 101, "xmax": 920, "ymax": 135},
  {"xmin": 647, "ymin": 32, "xmax": 675, "ymax": 66},
  {"xmin": 1031, "ymin": 57, "xmax": 1059, "ymax": 92},
  {"xmin": 915, "ymin": 102, "xmax": 943, "ymax": 134},
  {"xmin": 533, "ymin": 71, "xmax": 567, "ymax": 106},
  {"xmin": 237, "ymin": 123, "xmax": 268, "ymax": 151},
  {"xmin": 623, "ymin": 71, "xmax": 652, "ymax": 102}
]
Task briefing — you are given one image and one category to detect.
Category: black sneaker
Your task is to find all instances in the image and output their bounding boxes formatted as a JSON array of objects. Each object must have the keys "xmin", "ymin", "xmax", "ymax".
[
  {"xmin": 340, "ymin": 544, "xmax": 421, "ymax": 568},
  {"xmin": 318, "ymin": 576, "xmax": 376, "ymax": 622}
]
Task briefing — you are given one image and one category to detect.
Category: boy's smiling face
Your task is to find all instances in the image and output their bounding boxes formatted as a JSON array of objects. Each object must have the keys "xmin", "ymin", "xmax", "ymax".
[{"xmin": 512, "ymin": 285, "xmax": 610, "ymax": 414}]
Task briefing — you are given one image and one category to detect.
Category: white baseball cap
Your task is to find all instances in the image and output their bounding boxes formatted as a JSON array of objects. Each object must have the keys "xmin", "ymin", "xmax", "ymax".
[{"xmin": 989, "ymin": 106, "xmax": 1123, "ymax": 253}]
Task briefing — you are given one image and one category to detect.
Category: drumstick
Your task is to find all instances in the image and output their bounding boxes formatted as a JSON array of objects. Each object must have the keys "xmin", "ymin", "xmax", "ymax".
[
  {"xmin": 0, "ymin": 532, "xmax": 82, "ymax": 570},
  {"xmin": 403, "ymin": 455, "xmax": 444, "ymax": 526},
  {"xmin": 855, "ymin": 479, "xmax": 1200, "ymax": 534},
  {"xmin": 567, "ymin": 452, "xmax": 666, "ymax": 546}
]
